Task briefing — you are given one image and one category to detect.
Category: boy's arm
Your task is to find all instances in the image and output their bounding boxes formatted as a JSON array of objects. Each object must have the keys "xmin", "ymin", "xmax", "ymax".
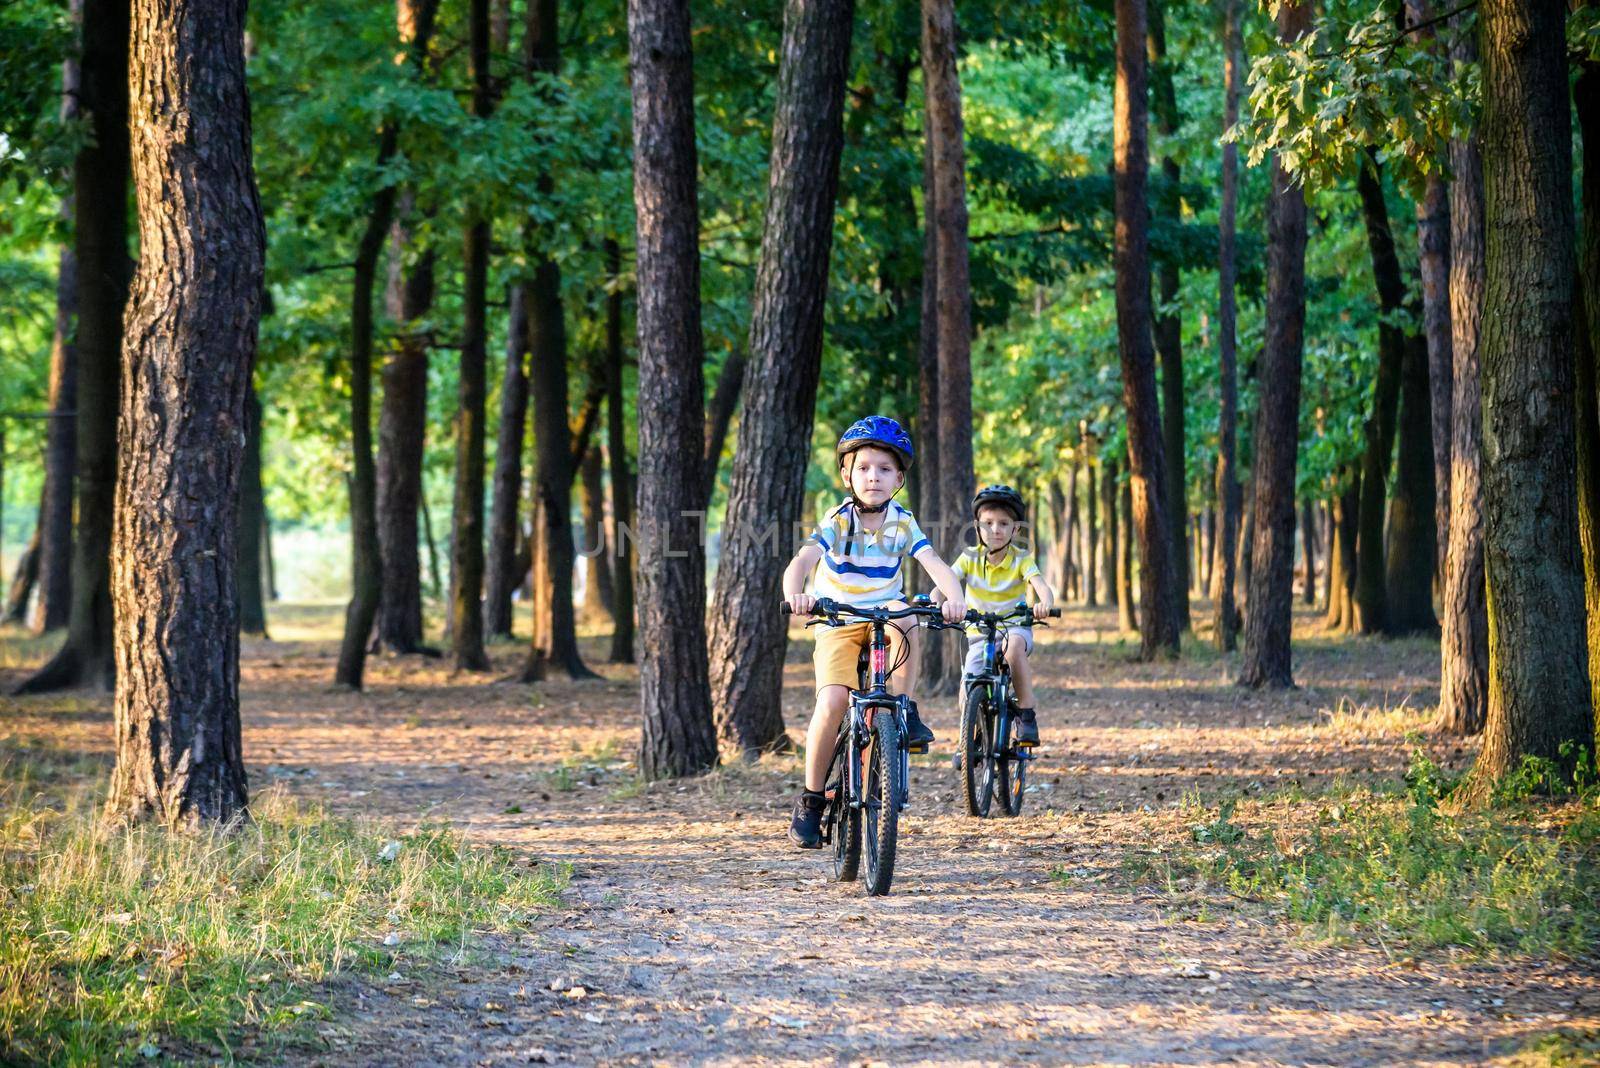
[
  {"xmin": 1028, "ymin": 573, "xmax": 1056, "ymax": 620},
  {"xmin": 913, "ymin": 546, "xmax": 967, "ymax": 622},
  {"xmin": 783, "ymin": 543, "xmax": 824, "ymax": 614}
]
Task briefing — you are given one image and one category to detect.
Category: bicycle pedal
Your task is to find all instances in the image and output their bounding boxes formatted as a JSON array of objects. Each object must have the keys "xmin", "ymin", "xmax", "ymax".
[{"xmin": 905, "ymin": 741, "xmax": 929, "ymax": 755}]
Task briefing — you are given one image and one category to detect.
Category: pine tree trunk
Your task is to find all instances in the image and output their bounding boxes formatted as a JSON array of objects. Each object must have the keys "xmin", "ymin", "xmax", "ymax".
[
  {"xmin": 1570, "ymin": 33, "xmax": 1600, "ymax": 734},
  {"xmin": 1352, "ymin": 152, "xmax": 1407, "ymax": 636},
  {"xmin": 708, "ymin": 0, "xmax": 854, "ymax": 757},
  {"xmin": 374, "ymin": 219, "xmax": 433, "ymax": 655},
  {"xmin": 1387, "ymin": 333, "xmax": 1439, "ymax": 634},
  {"xmin": 1083, "ymin": 460, "xmax": 1099, "ymax": 606},
  {"xmin": 923, "ymin": 0, "xmax": 975, "ymax": 693},
  {"xmin": 16, "ymin": 0, "xmax": 127, "ymax": 695},
  {"xmin": 1114, "ymin": 0, "xmax": 1181, "ymax": 659},
  {"xmin": 485, "ymin": 284, "xmax": 531, "ymax": 637},
  {"xmin": 916, "ymin": 102, "xmax": 944, "ymax": 682},
  {"xmin": 1466, "ymin": 0, "xmax": 1593, "ymax": 794},
  {"xmin": 450, "ymin": 0, "xmax": 493, "ymax": 672},
  {"xmin": 1102, "ymin": 457, "xmax": 1118, "ymax": 608},
  {"xmin": 1300, "ymin": 498, "xmax": 1316, "ymax": 606},
  {"xmin": 1065, "ymin": 460, "xmax": 1080, "ymax": 600},
  {"xmin": 1118, "ymin": 468, "xmax": 1138, "ymax": 632},
  {"xmin": 1237, "ymin": 0, "xmax": 1311, "ymax": 689},
  {"xmin": 1212, "ymin": 0, "xmax": 1242, "ymax": 652},
  {"xmin": 107, "ymin": 0, "xmax": 262, "ymax": 826},
  {"xmin": 628, "ymin": 0, "xmax": 718, "ymax": 777},
  {"xmin": 580, "ymin": 446, "xmax": 614, "ymax": 624},
  {"xmin": 5, "ymin": 531, "xmax": 40, "ymax": 624},
  {"xmin": 1149, "ymin": 0, "xmax": 1188, "ymax": 629},
  {"xmin": 238, "ymin": 388, "xmax": 268, "ymax": 637},
  {"xmin": 701, "ymin": 348, "xmax": 747, "ymax": 506},
  {"xmin": 1326, "ymin": 473, "xmax": 1359, "ymax": 633},
  {"xmin": 335, "ymin": 0, "xmax": 438, "ymax": 689},
  {"xmin": 604, "ymin": 240, "xmax": 636, "ymax": 664}
]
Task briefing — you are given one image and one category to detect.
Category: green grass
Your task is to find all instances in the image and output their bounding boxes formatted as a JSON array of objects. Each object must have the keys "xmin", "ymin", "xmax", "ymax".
[
  {"xmin": 1499, "ymin": 1029, "xmax": 1600, "ymax": 1066},
  {"xmin": 1118, "ymin": 751, "xmax": 1600, "ymax": 959},
  {"xmin": 0, "ymin": 746, "xmax": 568, "ymax": 1065}
]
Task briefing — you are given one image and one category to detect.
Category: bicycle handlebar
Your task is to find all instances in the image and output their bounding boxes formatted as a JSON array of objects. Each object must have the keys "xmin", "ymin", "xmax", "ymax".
[{"xmin": 780, "ymin": 597, "xmax": 950, "ymax": 622}]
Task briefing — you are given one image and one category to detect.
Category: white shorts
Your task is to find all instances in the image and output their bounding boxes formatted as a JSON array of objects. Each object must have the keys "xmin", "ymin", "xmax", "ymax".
[{"xmin": 964, "ymin": 626, "xmax": 1033, "ymax": 678}]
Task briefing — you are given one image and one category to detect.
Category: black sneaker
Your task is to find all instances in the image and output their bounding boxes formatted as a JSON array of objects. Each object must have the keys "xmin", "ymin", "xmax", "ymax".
[
  {"xmin": 903, "ymin": 700, "xmax": 936, "ymax": 751},
  {"xmin": 788, "ymin": 790, "xmax": 826, "ymax": 849},
  {"xmin": 1014, "ymin": 707, "xmax": 1040, "ymax": 747}
]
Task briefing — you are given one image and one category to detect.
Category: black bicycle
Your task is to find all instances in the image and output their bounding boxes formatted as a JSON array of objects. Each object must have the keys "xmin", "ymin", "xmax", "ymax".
[
  {"xmin": 782, "ymin": 596, "xmax": 956, "ymax": 896},
  {"xmin": 960, "ymin": 602, "xmax": 1060, "ymax": 818}
]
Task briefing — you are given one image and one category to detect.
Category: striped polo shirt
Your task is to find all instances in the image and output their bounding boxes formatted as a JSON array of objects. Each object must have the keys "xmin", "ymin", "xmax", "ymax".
[
  {"xmin": 952, "ymin": 543, "xmax": 1041, "ymax": 633},
  {"xmin": 807, "ymin": 499, "xmax": 931, "ymax": 608}
]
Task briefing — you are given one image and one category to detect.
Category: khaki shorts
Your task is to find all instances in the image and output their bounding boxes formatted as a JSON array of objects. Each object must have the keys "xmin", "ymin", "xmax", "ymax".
[{"xmin": 813, "ymin": 612, "xmax": 911, "ymax": 691}]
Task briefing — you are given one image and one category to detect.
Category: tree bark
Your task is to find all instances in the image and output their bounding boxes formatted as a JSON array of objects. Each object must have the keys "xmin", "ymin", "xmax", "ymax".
[
  {"xmin": 107, "ymin": 0, "xmax": 262, "ymax": 826},
  {"xmin": 708, "ymin": 0, "xmax": 854, "ymax": 757},
  {"xmin": 1149, "ymin": 0, "xmax": 1188, "ymax": 629},
  {"xmin": 1326, "ymin": 472, "xmax": 1359, "ymax": 633},
  {"xmin": 702, "ymin": 347, "xmax": 747, "ymax": 506},
  {"xmin": 1386, "ymin": 332, "xmax": 1440, "ymax": 634},
  {"xmin": 1118, "ymin": 467, "xmax": 1138, "ymax": 632},
  {"xmin": 1238, "ymin": 0, "xmax": 1311, "ymax": 689},
  {"xmin": 450, "ymin": 0, "xmax": 494, "ymax": 672},
  {"xmin": 604, "ymin": 240, "xmax": 636, "ymax": 663},
  {"xmin": 923, "ymin": 0, "xmax": 975, "ymax": 692},
  {"xmin": 580, "ymin": 445, "xmax": 614, "ymax": 624},
  {"xmin": 16, "ymin": 0, "xmax": 127, "ymax": 694},
  {"xmin": 1083, "ymin": 460, "xmax": 1099, "ymax": 606},
  {"xmin": 628, "ymin": 0, "xmax": 718, "ymax": 777},
  {"xmin": 1300, "ymin": 498, "xmax": 1317, "ymax": 606},
  {"xmin": 1113, "ymin": 0, "xmax": 1181, "ymax": 659},
  {"xmin": 335, "ymin": 0, "xmax": 438, "ymax": 689},
  {"xmin": 1102, "ymin": 456, "xmax": 1118, "ymax": 611},
  {"xmin": 238, "ymin": 387, "xmax": 268, "ymax": 637},
  {"xmin": 1211, "ymin": 0, "xmax": 1242, "ymax": 652},
  {"xmin": 5, "ymin": 531, "xmax": 40, "ymax": 624},
  {"xmin": 1466, "ymin": 0, "xmax": 1593, "ymax": 794},
  {"xmin": 1352, "ymin": 152, "xmax": 1407, "ymax": 636},
  {"xmin": 484, "ymin": 284, "xmax": 531, "ymax": 637},
  {"xmin": 916, "ymin": 99, "xmax": 945, "ymax": 683}
]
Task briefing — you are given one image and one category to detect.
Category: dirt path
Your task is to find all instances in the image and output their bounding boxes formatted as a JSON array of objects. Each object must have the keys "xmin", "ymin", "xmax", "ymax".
[{"xmin": 9, "ymin": 605, "xmax": 1598, "ymax": 1064}]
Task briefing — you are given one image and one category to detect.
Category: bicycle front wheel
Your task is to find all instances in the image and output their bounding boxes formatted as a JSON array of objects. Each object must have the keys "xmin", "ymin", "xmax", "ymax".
[
  {"xmin": 862, "ymin": 711, "xmax": 902, "ymax": 896},
  {"xmin": 961, "ymin": 684, "xmax": 995, "ymax": 818},
  {"xmin": 997, "ymin": 711, "xmax": 1026, "ymax": 817}
]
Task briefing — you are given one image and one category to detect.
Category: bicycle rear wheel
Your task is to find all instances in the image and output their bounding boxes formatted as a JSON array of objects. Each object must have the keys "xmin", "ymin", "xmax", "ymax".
[
  {"xmin": 829, "ymin": 725, "xmax": 860, "ymax": 882},
  {"xmin": 997, "ymin": 711, "xmax": 1027, "ymax": 817},
  {"xmin": 862, "ymin": 711, "xmax": 902, "ymax": 896},
  {"xmin": 960, "ymin": 684, "xmax": 995, "ymax": 818}
]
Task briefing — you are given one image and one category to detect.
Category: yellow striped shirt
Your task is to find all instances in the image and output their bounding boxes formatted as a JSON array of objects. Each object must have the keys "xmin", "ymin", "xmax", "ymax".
[{"xmin": 952, "ymin": 544, "xmax": 1041, "ymax": 633}]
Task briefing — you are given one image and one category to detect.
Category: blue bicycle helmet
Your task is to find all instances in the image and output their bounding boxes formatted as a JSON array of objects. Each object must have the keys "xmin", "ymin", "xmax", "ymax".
[{"xmin": 836, "ymin": 415, "xmax": 914, "ymax": 470}]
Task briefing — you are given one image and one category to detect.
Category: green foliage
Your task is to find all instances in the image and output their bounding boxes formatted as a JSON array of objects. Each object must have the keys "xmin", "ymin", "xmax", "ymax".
[{"xmin": 0, "ymin": 746, "xmax": 567, "ymax": 1065}]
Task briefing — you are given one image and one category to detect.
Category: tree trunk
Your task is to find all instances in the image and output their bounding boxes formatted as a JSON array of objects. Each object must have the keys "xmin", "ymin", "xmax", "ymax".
[
  {"xmin": 580, "ymin": 446, "xmax": 614, "ymax": 624},
  {"xmin": 1326, "ymin": 473, "xmax": 1359, "ymax": 633},
  {"xmin": 708, "ymin": 0, "xmax": 853, "ymax": 757},
  {"xmin": 923, "ymin": 0, "xmax": 975, "ymax": 693},
  {"xmin": 1212, "ymin": 0, "xmax": 1242, "ymax": 653},
  {"xmin": 1083, "ymin": 460, "xmax": 1099, "ymax": 606},
  {"xmin": 1237, "ymin": 0, "xmax": 1311, "ymax": 689},
  {"xmin": 1386, "ymin": 332, "xmax": 1440, "ymax": 634},
  {"xmin": 1118, "ymin": 467, "xmax": 1138, "ymax": 632},
  {"xmin": 604, "ymin": 241, "xmax": 636, "ymax": 664},
  {"xmin": 106, "ymin": 0, "xmax": 261, "ymax": 826},
  {"xmin": 1102, "ymin": 456, "xmax": 1118, "ymax": 611},
  {"xmin": 5, "ymin": 530, "xmax": 40, "ymax": 624},
  {"xmin": 1408, "ymin": 0, "xmax": 1455, "ymax": 583},
  {"xmin": 374, "ymin": 219, "xmax": 432, "ymax": 654},
  {"xmin": 701, "ymin": 347, "xmax": 747, "ymax": 506},
  {"xmin": 335, "ymin": 0, "xmax": 438, "ymax": 689},
  {"xmin": 916, "ymin": 99, "xmax": 945, "ymax": 684},
  {"xmin": 1575, "ymin": 30, "xmax": 1600, "ymax": 735},
  {"xmin": 16, "ymin": 0, "xmax": 127, "ymax": 695},
  {"xmin": 485, "ymin": 284, "xmax": 531, "ymax": 637},
  {"xmin": 1149, "ymin": 0, "xmax": 1188, "ymax": 630},
  {"xmin": 520, "ymin": 257, "xmax": 595, "ymax": 679},
  {"xmin": 450, "ymin": 0, "xmax": 494, "ymax": 672},
  {"xmin": 627, "ymin": 0, "xmax": 718, "ymax": 777},
  {"xmin": 1466, "ymin": 0, "xmax": 1593, "ymax": 794},
  {"xmin": 1352, "ymin": 152, "xmax": 1407, "ymax": 636},
  {"xmin": 1065, "ymin": 460, "xmax": 1080, "ymax": 600},
  {"xmin": 1300, "ymin": 498, "xmax": 1316, "ymax": 606},
  {"xmin": 238, "ymin": 388, "xmax": 268, "ymax": 637},
  {"xmin": 1113, "ymin": 0, "xmax": 1181, "ymax": 659}
]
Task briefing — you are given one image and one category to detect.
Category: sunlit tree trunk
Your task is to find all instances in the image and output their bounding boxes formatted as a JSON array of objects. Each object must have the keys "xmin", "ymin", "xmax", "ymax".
[
  {"xmin": 107, "ymin": 0, "xmax": 262, "ymax": 826},
  {"xmin": 485, "ymin": 284, "xmax": 530, "ymax": 637},
  {"xmin": 1211, "ymin": 0, "xmax": 1242, "ymax": 652},
  {"xmin": 1570, "ymin": 28, "xmax": 1600, "ymax": 734}
]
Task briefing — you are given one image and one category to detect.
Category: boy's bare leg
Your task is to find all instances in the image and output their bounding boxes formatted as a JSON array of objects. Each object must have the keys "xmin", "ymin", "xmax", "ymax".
[
  {"xmin": 804, "ymin": 685, "xmax": 850, "ymax": 792},
  {"xmin": 1006, "ymin": 632, "xmax": 1034, "ymax": 706}
]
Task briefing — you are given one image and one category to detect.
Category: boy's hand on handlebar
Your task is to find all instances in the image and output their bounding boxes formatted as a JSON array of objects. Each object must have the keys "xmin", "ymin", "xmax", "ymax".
[
  {"xmin": 1033, "ymin": 602, "xmax": 1051, "ymax": 622},
  {"xmin": 940, "ymin": 595, "xmax": 966, "ymax": 624},
  {"xmin": 787, "ymin": 593, "xmax": 816, "ymax": 616}
]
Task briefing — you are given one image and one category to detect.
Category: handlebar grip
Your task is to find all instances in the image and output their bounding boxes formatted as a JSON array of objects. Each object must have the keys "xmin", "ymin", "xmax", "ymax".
[
  {"xmin": 1047, "ymin": 608, "xmax": 1061, "ymax": 618},
  {"xmin": 779, "ymin": 603, "xmax": 792, "ymax": 615}
]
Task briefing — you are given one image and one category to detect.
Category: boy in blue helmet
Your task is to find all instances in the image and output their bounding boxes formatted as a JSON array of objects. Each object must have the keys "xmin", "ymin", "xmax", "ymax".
[{"xmin": 781, "ymin": 415, "xmax": 967, "ymax": 849}]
